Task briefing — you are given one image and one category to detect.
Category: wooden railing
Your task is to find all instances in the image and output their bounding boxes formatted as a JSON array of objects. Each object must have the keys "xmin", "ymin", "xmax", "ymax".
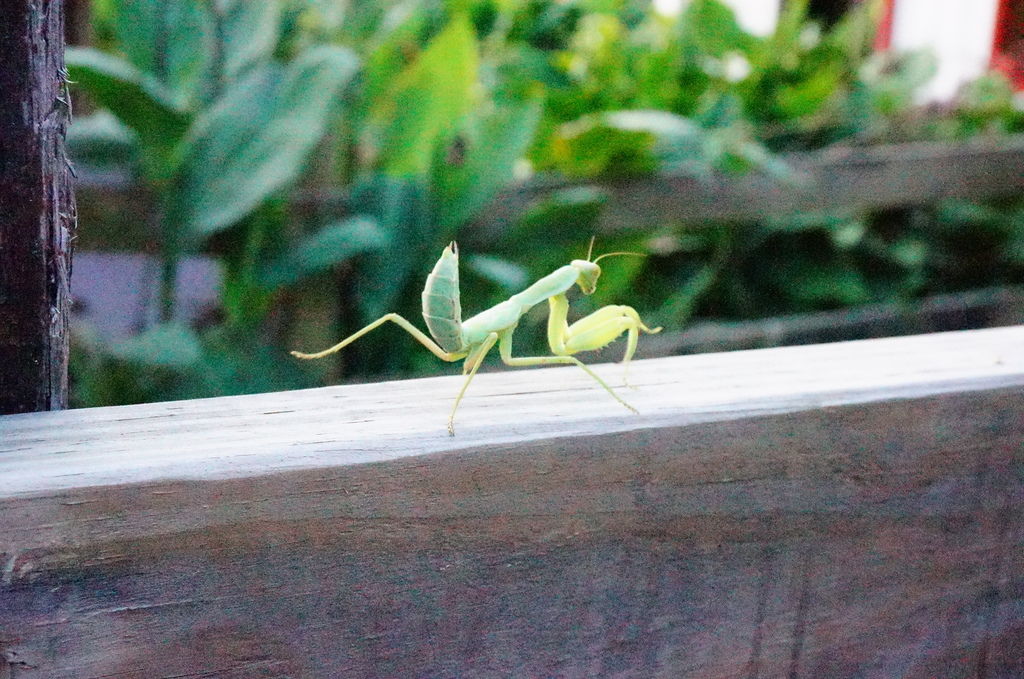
[
  {"xmin": 75, "ymin": 136, "xmax": 1024, "ymax": 240},
  {"xmin": 2, "ymin": 326, "xmax": 1022, "ymax": 678},
  {"xmin": 479, "ymin": 135, "xmax": 1024, "ymax": 233}
]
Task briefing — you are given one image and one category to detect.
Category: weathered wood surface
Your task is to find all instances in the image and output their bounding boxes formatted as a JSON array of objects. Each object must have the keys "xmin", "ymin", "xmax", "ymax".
[
  {"xmin": 0, "ymin": 0, "xmax": 76, "ymax": 413},
  {"xmin": 476, "ymin": 135, "xmax": 1024, "ymax": 235},
  {"xmin": 75, "ymin": 136, "xmax": 1024, "ymax": 243},
  {"xmin": 1, "ymin": 326, "xmax": 1023, "ymax": 678},
  {"xmin": 641, "ymin": 285, "xmax": 1024, "ymax": 358}
]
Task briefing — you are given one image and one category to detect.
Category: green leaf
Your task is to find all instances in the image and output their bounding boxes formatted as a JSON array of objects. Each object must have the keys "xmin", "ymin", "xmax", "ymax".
[
  {"xmin": 679, "ymin": 0, "xmax": 754, "ymax": 57},
  {"xmin": 175, "ymin": 46, "xmax": 360, "ymax": 237},
  {"xmin": 189, "ymin": 326, "xmax": 312, "ymax": 397},
  {"xmin": 831, "ymin": 220, "xmax": 867, "ymax": 249},
  {"xmin": 370, "ymin": 16, "xmax": 479, "ymax": 176},
  {"xmin": 66, "ymin": 111, "xmax": 138, "ymax": 169},
  {"xmin": 1006, "ymin": 231, "xmax": 1024, "ymax": 265},
  {"xmin": 764, "ymin": 212, "xmax": 852, "ymax": 234},
  {"xmin": 109, "ymin": 323, "xmax": 203, "ymax": 368},
  {"xmin": 767, "ymin": 0, "xmax": 808, "ymax": 56},
  {"xmin": 360, "ymin": 6, "xmax": 429, "ymax": 108},
  {"xmin": 828, "ymin": 0, "xmax": 883, "ymax": 62},
  {"xmin": 657, "ymin": 265, "xmax": 717, "ymax": 325},
  {"xmin": 861, "ymin": 50, "xmax": 936, "ymax": 115},
  {"xmin": 554, "ymin": 122, "xmax": 657, "ymax": 178},
  {"xmin": 108, "ymin": 0, "xmax": 281, "ymax": 108},
  {"xmin": 259, "ymin": 216, "xmax": 389, "ymax": 287},
  {"xmin": 515, "ymin": 186, "xmax": 608, "ymax": 245},
  {"xmin": 218, "ymin": 0, "xmax": 283, "ymax": 81},
  {"xmin": 779, "ymin": 260, "xmax": 872, "ymax": 307},
  {"xmin": 350, "ymin": 176, "xmax": 434, "ymax": 320},
  {"xmin": 109, "ymin": 0, "xmax": 214, "ymax": 108},
  {"xmin": 553, "ymin": 110, "xmax": 707, "ymax": 178},
  {"xmin": 936, "ymin": 200, "xmax": 1003, "ymax": 225},
  {"xmin": 604, "ymin": 110, "xmax": 707, "ymax": 171},
  {"xmin": 464, "ymin": 254, "xmax": 529, "ymax": 292},
  {"xmin": 775, "ymin": 63, "xmax": 842, "ymax": 118},
  {"xmin": 66, "ymin": 47, "xmax": 189, "ymax": 156},
  {"xmin": 887, "ymin": 238, "xmax": 928, "ymax": 268},
  {"xmin": 435, "ymin": 92, "xmax": 544, "ymax": 228}
]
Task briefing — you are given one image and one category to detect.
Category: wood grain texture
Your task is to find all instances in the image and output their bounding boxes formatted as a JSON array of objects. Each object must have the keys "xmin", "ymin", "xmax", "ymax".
[
  {"xmin": 1, "ymin": 326, "xmax": 1023, "ymax": 678},
  {"xmin": 0, "ymin": 0, "xmax": 76, "ymax": 414}
]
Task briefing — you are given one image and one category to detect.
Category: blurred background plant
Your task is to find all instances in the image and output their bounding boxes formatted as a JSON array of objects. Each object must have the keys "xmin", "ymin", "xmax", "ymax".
[{"xmin": 66, "ymin": 0, "xmax": 1024, "ymax": 406}]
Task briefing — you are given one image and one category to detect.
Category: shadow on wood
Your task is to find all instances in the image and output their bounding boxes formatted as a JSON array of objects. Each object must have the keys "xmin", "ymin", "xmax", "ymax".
[{"xmin": 1, "ymin": 327, "xmax": 1022, "ymax": 678}]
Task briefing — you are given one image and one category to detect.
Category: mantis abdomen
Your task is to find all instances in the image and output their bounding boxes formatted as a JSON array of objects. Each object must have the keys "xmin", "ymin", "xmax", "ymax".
[{"xmin": 421, "ymin": 242, "xmax": 465, "ymax": 353}]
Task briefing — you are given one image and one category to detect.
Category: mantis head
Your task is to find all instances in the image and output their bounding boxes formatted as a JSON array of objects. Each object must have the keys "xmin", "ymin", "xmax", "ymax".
[
  {"xmin": 572, "ymin": 238, "xmax": 647, "ymax": 295},
  {"xmin": 571, "ymin": 259, "xmax": 601, "ymax": 295}
]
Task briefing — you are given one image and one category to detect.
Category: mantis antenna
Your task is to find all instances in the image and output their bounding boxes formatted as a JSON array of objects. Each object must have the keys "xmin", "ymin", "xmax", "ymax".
[
  {"xmin": 586, "ymin": 236, "xmax": 646, "ymax": 264},
  {"xmin": 593, "ymin": 251, "xmax": 647, "ymax": 263}
]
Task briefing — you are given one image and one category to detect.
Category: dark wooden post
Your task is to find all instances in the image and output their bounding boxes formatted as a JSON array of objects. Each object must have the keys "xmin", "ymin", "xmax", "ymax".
[{"xmin": 0, "ymin": 0, "xmax": 76, "ymax": 413}]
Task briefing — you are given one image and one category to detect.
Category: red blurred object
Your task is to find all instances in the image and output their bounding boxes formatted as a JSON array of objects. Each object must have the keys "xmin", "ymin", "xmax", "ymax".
[
  {"xmin": 875, "ymin": 0, "xmax": 896, "ymax": 50},
  {"xmin": 992, "ymin": 0, "xmax": 1024, "ymax": 88}
]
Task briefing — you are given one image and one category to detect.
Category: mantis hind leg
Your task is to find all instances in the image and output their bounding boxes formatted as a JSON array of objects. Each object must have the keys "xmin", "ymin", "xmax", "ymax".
[
  {"xmin": 291, "ymin": 313, "xmax": 465, "ymax": 362},
  {"xmin": 498, "ymin": 329, "xmax": 638, "ymax": 414},
  {"xmin": 448, "ymin": 332, "xmax": 499, "ymax": 436}
]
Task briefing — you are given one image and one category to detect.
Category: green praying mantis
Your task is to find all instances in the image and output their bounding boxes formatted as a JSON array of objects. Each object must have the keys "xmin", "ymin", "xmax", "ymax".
[{"xmin": 292, "ymin": 240, "xmax": 661, "ymax": 435}]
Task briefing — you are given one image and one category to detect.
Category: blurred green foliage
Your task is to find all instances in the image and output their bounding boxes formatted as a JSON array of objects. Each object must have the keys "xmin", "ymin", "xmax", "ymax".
[{"xmin": 66, "ymin": 0, "xmax": 1024, "ymax": 406}]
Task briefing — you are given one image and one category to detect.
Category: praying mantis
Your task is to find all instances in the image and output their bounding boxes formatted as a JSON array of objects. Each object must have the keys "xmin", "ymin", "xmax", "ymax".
[{"xmin": 291, "ymin": 241, "xmax": 661, "ymax": 435}]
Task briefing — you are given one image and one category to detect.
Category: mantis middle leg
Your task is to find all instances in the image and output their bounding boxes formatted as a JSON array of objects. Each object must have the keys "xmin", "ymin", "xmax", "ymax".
[
  {"xmin": 447, "ymin": 332, "xmax": 499, "ymax": 436},
  {"xmin": 291, "ymin": 313, "xmax": 466, "ymax": 362},
  {"xmin": 497, "ymin": 328, "xmax": 638, "ymax": 414}
]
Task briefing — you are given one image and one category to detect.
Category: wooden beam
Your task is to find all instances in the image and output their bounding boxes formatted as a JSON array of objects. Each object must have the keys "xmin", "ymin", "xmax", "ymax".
[
  {"xmin": 640, "ymin": 285, "xmax": 1024, "ymax": 357},
  {"xmin": 0, "ymin": 0, "xmax": 76, "ymax": 414},
  {"xmin": 1, "ymin": 327, "xmax": 1022, "ymax": 677},
  {"xmin": 476, "ymin": 136, "xmax": 1024, "ymax": 235},
  {"xmin": 73, "ymin": 136, "xmax": 1024, "ymax": 246}
]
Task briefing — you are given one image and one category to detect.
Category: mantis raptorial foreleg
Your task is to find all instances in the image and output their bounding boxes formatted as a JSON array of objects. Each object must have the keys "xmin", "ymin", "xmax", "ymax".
[
  {"xmin": 497, "ymin": 329, "xmax": 639, "ymax": 414},
  {"xmin": 546, "ymin": 295, "xmax": 661, "ymax": 386},
  {"xmin": 448, "ymin": 332, "xmax": 499, "ymax": 435},
  {"xmin": 567, "ymin": 316, "xmax": 642, "ymax": 386},
  {"xmin": 290, "ymin": 313, "xmax": 466, "ymax": 362}
]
